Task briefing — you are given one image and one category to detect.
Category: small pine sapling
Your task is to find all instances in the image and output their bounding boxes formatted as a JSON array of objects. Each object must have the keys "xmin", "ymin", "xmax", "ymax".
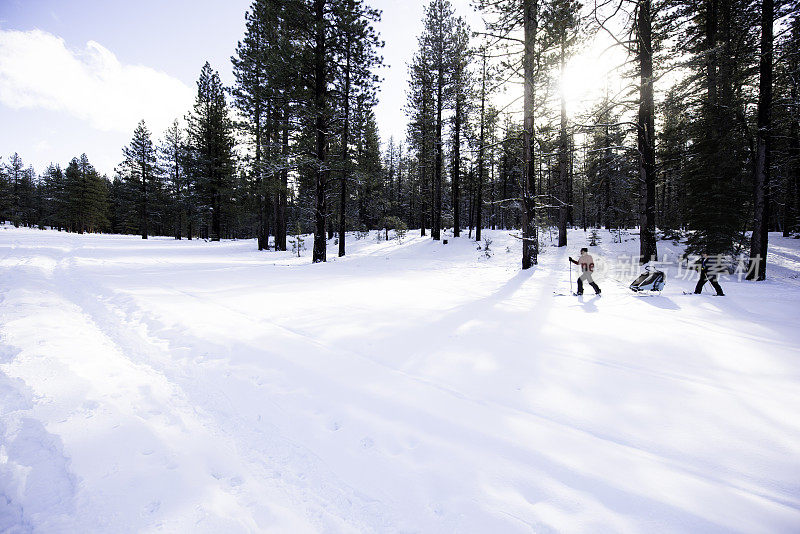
[
  {"xmin": 483, "ymin": 237, "xmax": 493, "ymax": 258},
  {"xmin": 589, "ymin": 228, "xmax": 600, "ymax": 246},
  {"xmin": 290, "ymin": 223, "xmax": 305, "ymax": 257}
]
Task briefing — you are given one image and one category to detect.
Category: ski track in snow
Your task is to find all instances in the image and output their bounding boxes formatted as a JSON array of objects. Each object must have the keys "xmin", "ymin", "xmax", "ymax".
[{"xmin": 1, "ymin": 226, "xmax": 800, "ymax": 533}]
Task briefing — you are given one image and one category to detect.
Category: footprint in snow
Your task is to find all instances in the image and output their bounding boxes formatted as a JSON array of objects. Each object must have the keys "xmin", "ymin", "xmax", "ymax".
[
  {"xmin": 360, "ymin": 437, "xmax": 374, "ymax": 449},
  {"xmin": 328, "ymin": 420, "xmax": 341, "ymax": 431}
]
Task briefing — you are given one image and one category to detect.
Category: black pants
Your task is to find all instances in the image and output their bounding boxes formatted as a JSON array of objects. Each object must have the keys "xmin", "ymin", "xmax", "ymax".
[
  {"xmin": 577, "ymin": 271, "xmax": 600, "ymax": 294},
  {"xmin": 695, "ymin": 271, "xmax": 724, "ymax": 295}
]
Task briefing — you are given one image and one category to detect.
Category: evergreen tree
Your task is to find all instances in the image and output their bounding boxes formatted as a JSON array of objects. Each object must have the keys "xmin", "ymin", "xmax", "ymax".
[
  {"xmin": 5, "ymin": 153, "xmax": 25, "ymax": 227},
  {"xmin": 42, "ymin": 163, "xmax": 68, "ymax": 230},
  {"xmin": 356, "ymin": 110, "xmax": 384, "ymax": 226},
  {"xmin": 232, "ymin": 0, "xmax": 280, "ymax": 250},
  {"xmin": 584, "ymin": 98, "xmax": 636, "ymax": 229},
  {"xmin": 65, "ymin": 154, "xmax": 109, "ymax": 233},
  {"xmin": 186, "ymin": 62, "xmax": 236, "ymax": 241},
  {"xmin": 407, "ymin": 48, "xmax": 435, "ymax": 236},
  {"xmin": 656, "ymin": 88, "xmax": 689, "ymax": 233},
  {"xmin": 18, "ymin": 165, "xmax": 37, "ymax": 227},
  {"xmin": 635, "ymin": 0, "xmax": 659, "ymax": 263},
  {"xmin": 776, "ymin": 9, "xmax": 799, "ymax": 235},
  {"xmin": 677, "ymin": 0, "xmax": 758, "ymax": 255},
  {"xmin": 477, "ymin": 0, "xmax": 544, "ymax": 268},
  {"xmin": 450, "ymin": 17, "xmax": 472, "ymax": 238},
  {"xmin": 541, "ymin": 0, "xmax": 582, "ymax": 247},
  {"xmin": 332, "ymin": 0, "xmax": 382, "ymax": 257},
  {"xmin": 0, "ymin": 157, "xmax": 7, "ymax": 224},
  {"xmin": 421, "ymin": 0, "xmax": 460, "ymax": 241},
  {"xmin": 160, "ymin": 119, "xmax": 188, "ymax": 239},
  {"xmin": 121, "ymin": 120, "xmax": 159, "ymax": 239},
  {"xmin": 747, "ymin": 0, "xmax": 775, "ymax": 280}
]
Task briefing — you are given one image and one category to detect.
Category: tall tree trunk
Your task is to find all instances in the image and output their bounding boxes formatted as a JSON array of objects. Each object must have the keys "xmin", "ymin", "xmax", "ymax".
[
  {"xmin": 453, "ymin": 89, "xmax": 462, "ymax": 237},
  {"xmin": 339, "ymin": 31, "xmax": 351, "ymax": 258},
  {"xmin": 557, "ymin": 44, "xmax": 568, "ymax": 247},
  {"xmin": 476, "ymin": 51, "xmax": 487, "ymax": 242},
  {"xmin": 748, "ymin": 0, "xmax": 773, "ymax": 280},
  {"xmin": 637, "ymin": 0, "xmax": 657, "ymax": 263},
  {"xmin": 521, "ymin": 0, "xmax": 538, "ymax": 269},
  {"xmin": 312, "ymin": 0, "xmax": 328, "ymax": 263},
  {"xmin": 276, "ymin": 107, "xmax": 289, "ymax": 250},
  {"xmin": 501, "ymin": 150, "xmax": 508, "ymax": 229},
  {"xmin": 787, "ymin": 92, "xmax": 799, "ymax": 236},
  {"xmin": 433, "ymin": 67, "xmax": 443, "ymax": 241},
  {"xmin": 489, "ymin": 129, "xmax": 496, "ymax": 231},
  {"xmin": 140, "ymin": 161, "xmax": 148, "ymax": 239},
  {"xmin": 420, "ymin": 93, "xmax": 429, "ymax": 237},
  {"xmin": 256, "ymin": 97, "xmax": 266, "ymax": 249},
  {"xmin": 175, "ymin": 147, "xmax": 182, "ymax": 240}
]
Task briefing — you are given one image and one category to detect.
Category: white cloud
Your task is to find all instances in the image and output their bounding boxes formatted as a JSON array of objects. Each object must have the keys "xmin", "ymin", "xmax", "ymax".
[{"xmin": 0, "ymin": 28, "xmax": 193, "ymax": 135}]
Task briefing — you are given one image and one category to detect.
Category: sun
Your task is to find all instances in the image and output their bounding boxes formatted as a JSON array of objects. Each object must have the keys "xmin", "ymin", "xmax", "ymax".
[{"xmin": 560, "ymin": 32, "xmax": 629, "ymax": 118}]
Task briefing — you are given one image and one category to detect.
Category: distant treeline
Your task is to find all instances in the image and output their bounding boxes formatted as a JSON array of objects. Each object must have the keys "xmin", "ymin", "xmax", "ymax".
[{"xmin": 2, "ymin": 0, "xmax": 799, "ymax": 278}]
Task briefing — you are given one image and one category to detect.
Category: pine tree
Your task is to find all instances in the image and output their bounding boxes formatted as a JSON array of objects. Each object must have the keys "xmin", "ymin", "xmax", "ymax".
[
  {"xmin": 17, "ymin": 165, "xmax": 37, "ymax": 227},
  {"xmin": 42, "ymin": 163, "xmax": 68, "ymax": 230},
  {"xmin": 65, "ymin": 154, "xmax": 109, "ymax": 233},
  {"xmin": 475, "ymin": 45, "xmax": 489, "ymax": 242},
  {"xmin": 477, "ymin": 0, "xmax": 544, "ymax": 267},
  {"xmin": 657, "ymin": 88, "xmax": 689, "ymax": 233},
  {"xmin": 522, "ymin": 0, "xmax": 541, "ymax": 268},
  {"xmin": 121, "ymin": 120, "xmax": 159, "ymax": 239},
  {"xmin": 584, "ymin": 97, "xmax": 636, "ymax": 229},
  {"xmin": 332, "ymin": 0, "xmax": 382, "ymax": 257},
  {"xmin": 777, "ymin": 10, "xmax": 799, "ymax": 235},
  {"xmin": 160, "ymin": 119, "xmax": 187, "ymax": 239},
  {"xmin": 0, "ymin": 157, "xmax": 7, "ymax": 224},
  {"xmin": 634, "ymin": 0, "xmax": 659, "ymax": 263},
  {"xmin": 678, "ymin": 0, "xmax": 758, "ymax": 255},
  {"xmin": 232, "ymin": 0, "xmax": 276, "ymax": 250},
  {"xmin": 5, "ymin": 153, "xmax": 25, "ymax": 227},
  {"xmin": 356, "ymin": 110, "xmax": 384, "ymax": 226},
  {"xmin": 186, "ymin": 62, "xmax": 236, "ymax": 241},
  {"xmin": 747, "ymin": 0, "xmax": 774, "ymax": 280},
  {"xmin": 451, "ymin": 17, "xmax": 471, "ymax": 238},
  {"xmin": 591, "ymin": 0, "xmax": 663, "ymax": 260},
  {"xmin": 422, "ymin": 0, "xmax": 460, "ymax": 241},
  {"xmin": 407, "ymin": 48, "xmax": 435, "ymax": 236},
  {"xmin": 541, "ymin": 0, "xmax": 582, "ymax": 248}
]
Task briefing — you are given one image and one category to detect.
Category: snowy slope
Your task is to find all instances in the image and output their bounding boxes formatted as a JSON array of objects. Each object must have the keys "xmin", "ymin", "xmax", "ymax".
[{"xmin": 1, "ymin": 226, "xmax": 799, "ymax": 533}]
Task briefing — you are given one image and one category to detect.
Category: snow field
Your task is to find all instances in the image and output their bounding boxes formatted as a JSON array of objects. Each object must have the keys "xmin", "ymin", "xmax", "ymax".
[{"xmin": 1, "ymin": 226, "xmax": 799, "ymax": 532}]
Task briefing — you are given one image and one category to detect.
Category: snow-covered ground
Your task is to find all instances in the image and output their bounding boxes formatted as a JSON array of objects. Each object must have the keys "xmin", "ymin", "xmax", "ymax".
[{"xmin": 1, "ymin": 225, "xmax": 799, "ymax": 533}]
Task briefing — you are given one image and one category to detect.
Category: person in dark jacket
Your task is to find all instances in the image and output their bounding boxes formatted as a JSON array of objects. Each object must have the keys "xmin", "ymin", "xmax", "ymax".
[
  {"xmin": 569, "ymin": 247, "xmax": 601, "ymax": 295},
  {"xmin": 694, "ymin": 253, "xmax": 725, "ymax": 296}
]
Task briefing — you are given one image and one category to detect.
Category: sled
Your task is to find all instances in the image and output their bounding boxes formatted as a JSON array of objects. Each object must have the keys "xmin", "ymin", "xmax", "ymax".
[{"xmin": 629, "ymin": 266, "xmax": 665, "ymax": 293}]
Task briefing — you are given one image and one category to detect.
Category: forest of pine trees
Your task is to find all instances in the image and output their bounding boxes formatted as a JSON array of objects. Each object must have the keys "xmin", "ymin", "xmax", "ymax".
[{"xmin": 2, "ymin": 0, "xmax": 799, "ymax": 277}]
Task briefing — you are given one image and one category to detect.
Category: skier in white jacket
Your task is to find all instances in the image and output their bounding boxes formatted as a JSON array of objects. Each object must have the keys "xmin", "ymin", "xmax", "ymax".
[{"xmin": 569, "ymin": 247, "xmax": 601, "ymax": 295}]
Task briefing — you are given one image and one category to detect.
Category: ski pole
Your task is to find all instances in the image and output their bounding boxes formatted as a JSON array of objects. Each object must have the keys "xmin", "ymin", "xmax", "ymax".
[{"xmin": 569, "ymin": 258, "xmax": 573, "ymax": 294}]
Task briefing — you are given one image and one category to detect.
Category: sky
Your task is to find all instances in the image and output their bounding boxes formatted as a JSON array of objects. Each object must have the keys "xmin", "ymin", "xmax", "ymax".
[{"xmin": 0, "ymin": 0, "xmax": 622, "ymax": 177}]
